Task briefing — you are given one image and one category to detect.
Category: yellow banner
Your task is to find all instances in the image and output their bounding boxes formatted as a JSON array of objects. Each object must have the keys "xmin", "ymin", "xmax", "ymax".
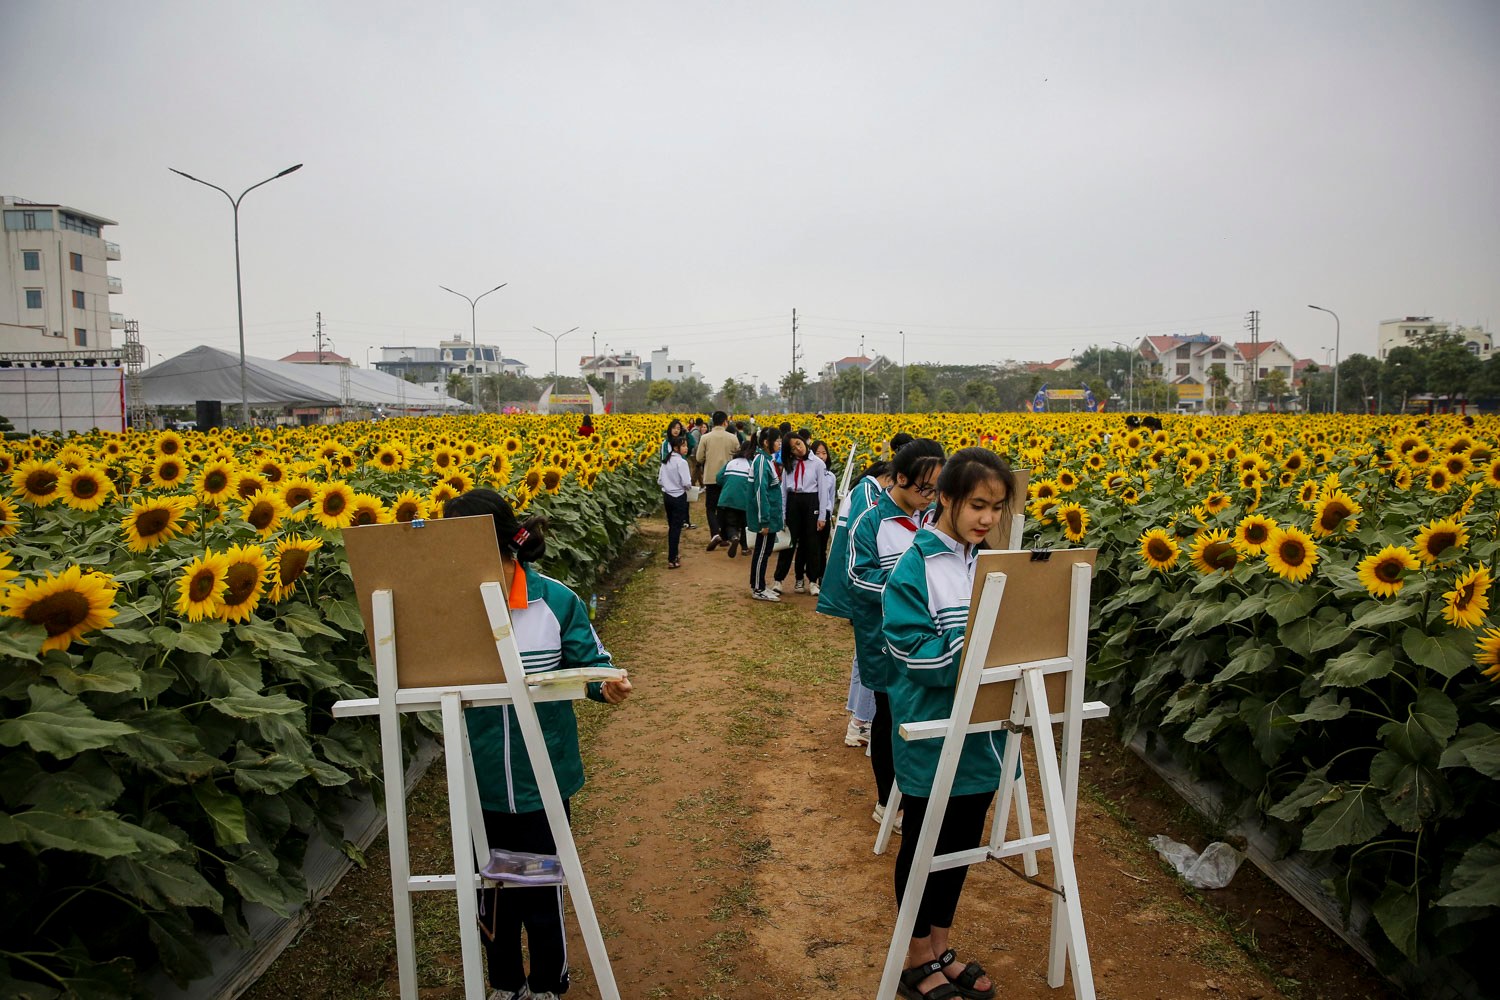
[
  {"xmin": 1047, "ymin": 388, "xmax": 1085, "ymax": 400},
  {"xmin": 549, "ymin": 393, "xmax": 592, "ymax": 405},
  {"xmin": 1177, "ymin": 384, "xmax": 1205, "ymax": 400}
]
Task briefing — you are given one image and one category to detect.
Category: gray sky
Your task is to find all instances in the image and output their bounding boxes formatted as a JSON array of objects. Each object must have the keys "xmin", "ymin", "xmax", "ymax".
[{"xmin": 6, "ymin": 1, "xmax": 1498, "ymax": 390}]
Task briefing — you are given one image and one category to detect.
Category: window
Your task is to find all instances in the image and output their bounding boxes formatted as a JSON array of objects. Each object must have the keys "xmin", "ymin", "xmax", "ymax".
[
  {"xmin": 22, "ymin": 250, "xmax": 40, "ymax": 270},
  {"xmin": 72, "ymin": 290, "xmax": 86, "ymax": 309},
  {"xmin": 70, "ymin": 252, "xmax": 83, "ymax": 272},
  {"xmin": 1176, "ymin": 346, "xmax": 1190, "ymax": 358},
  {"xmin": 74, "ymin": 328, "xmax": 87, "ymax": 346},
  {"xmin": 59, "ymin": 212, "xmax": 101, "ymax": 237},
  {"xmin": 25, "ymin": 289, "xmax": 43, "ymax": 309},
  {"xmin": 1212, "ymin": 348, "xmax": 1225, "ymax": 358},
  {"xmin": 3, "ymin": 210, "xmax": 53, "ymax": 231},
  {"xmin": 1176, "ymin": 362, "xmax": 1190, "ymax": 376}
]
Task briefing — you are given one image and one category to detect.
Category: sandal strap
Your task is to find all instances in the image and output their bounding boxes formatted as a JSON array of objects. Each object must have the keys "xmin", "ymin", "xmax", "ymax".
[{"xmin": 936, "ymin": 950, "xmax": 991, "ymax": 991}]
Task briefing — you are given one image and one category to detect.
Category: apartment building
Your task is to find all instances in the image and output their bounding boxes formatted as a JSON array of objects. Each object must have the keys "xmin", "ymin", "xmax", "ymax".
[
  {"xmin": 0, "ymin": 196, "xmax": 122, "ymax": 353},
  {"xmin": 1378, "ymin": 317, "xmax": 1492, "ymax": 360},
  {"xmin": 648, "ymin": 346, "xmax": 696, "ymax": 382},
  {"xmin": 580, "ymin": 351, "xmax": 645, "ymax": 387}
]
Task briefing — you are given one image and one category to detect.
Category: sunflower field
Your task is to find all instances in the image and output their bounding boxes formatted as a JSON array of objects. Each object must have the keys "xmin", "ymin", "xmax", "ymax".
[
  {"xmin": 801, "ymin": 411, "xmax": 1497, "ymax": 978},
  {"xmin": 0, "ymin": 416, "xmax": 660, "ymax": 996}
]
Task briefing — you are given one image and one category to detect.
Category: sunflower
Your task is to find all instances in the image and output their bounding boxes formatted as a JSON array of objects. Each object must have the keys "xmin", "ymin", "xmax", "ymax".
[
  {"xmin": 1056, "ymin": 469, "xmax": 1079, "ymax": 492},
  {"xmin": 279, "ymin": 476, "xmax": 318, "ymax": 517},
  {"xmin": 1393, "ymin": 467, "xmax": 1413, "ymax": 490},
  {"xmin": 1233, "ymin": 513, "xmax": 1276, "ymax": 555},
  {"xmin": 1407, "ymin": 444, "xmax": 1433, "ymax": 467},
  {"xmin": 1442, "ymin": 565, "xmax": 1492, "ymax": 630},
  {"xmin": 233, "ymin": 471, "xmax": 269, "ymax": 500},
  {"xmin": 1486, "ymin": 459, "xmax": 1500, "ymax": 489},
  {"xmin": 175, "ymin": 550, "xmax": 229, "ymax": 621},
  {"xmin": 1055, "ymin": 502, "xmax": 1089, "ymax": 542},
  {"xmin": 1119, "ymin": 486, "xmax": 1141, "ymax": 505},
  {"xmin": 1356, "ymin": 545, "xmax": 1420, "ymax": 599},
  {"xmin": 540, "ymin": 465, "xmax": 566, "ymax": 494},
  {"xmin": 429, "ymin": 483, "xmax": 459, "ymax": 509},
  {"xmin": 0, "ymin": 495, "xmax": 18, "ymax": 539},
  {"xmin": 11, "ymin": 459, "xmax": 63, "ymax": 505},
  {"xmin": 502, "ymin": 436, "xmax": 522, "ymax": 455},
  {"xmin": 190, "ymin": 460, "xmax": 235, "ymax": 502},
  {"xmin": 1030, "ymin": 479, "xmax": 1060, "ymax": 501},
  {"xmin": 442, "ymin": 470, "xmax": 474, "ymax": 495},
  {"xmin": 1190, "ymin": 528, "xmax": 1239, "ymax": 574},
  {"xmin": 1444, "ymin": 454, "xmax": 1472, "ymax": 479},
  {"xmin": 431, "ymin": 446, "xmax": 460, "ymax": 471},
  {"xmin": 1426, "ymin": 467, "xmax": 1453, "ymax": 494},
  {"xmin": 240, "ymin": 491, "xmax": 290, "ymax": 536},
  {"xmin": 216, "ymin": 543, "xmax": 269, "ymax": 623},
  {"xmin": 263, "ymin": 537, "xmax": 320, "ymax": 604},
  {"xmin": 0, "ymin": 550, "xmax": 17, "ymax": 588},
  {"xmin": 1474, "ymin": 628, "xmax": 1500, "ymax": 681},
  {"xmin": 522, "ymin": 466, "xmax": 544, "ymax": 494},
  {"xmin": 1311, "ymin": 490, "xmax": 1362, "ymax": 537},
  {"xmin": 257, "ymin": 459, "xmax": 286, "ymax": 484},
  {"xmin": 371, "ymin": 445, "xmax": 405, "ymax": 472},
  {"xmin": 121, "ymin": 495, "xmax": 192, "ymax": 552},
  {"xmin": 312, "ymin": 482, "xmax": 357, "ymax": 530},
  {"xmin": 57, "ymin": 466, "xmax": 114, "ymax": 512},
  {"xmin": 1139, "ymin": 529, "xmax": 1180, "ymax": 571},
  {"xmin": 1283, "ymin": 449, "xmax": 1307, "ymax": 475},
  {"xmin": 1414, "ymin": 517, "xmax": 1469, "ymax": 566},
  {"xmin": 1202, "ymin": 491, "xmax": 1232, "ymax": 515},
  {"xmin": 1265, "ymin": 525, "xmax": 1319, "ymax": 583},
  {"xmin": 0, "ymin": 451, "xmax": 12, "ymax": 477},
  {"xmin": 151, "ymin": 455, "xmax": 188, "ymax": 489},
  {"xmin": 1297, "ymin": 480, "xmax": 1319, "ymax": 507},
  {"xmin": 1028, "ymin": 497, "xmax": 1057, "ymax": 524},
  {"xmin": 348, "ymin": 493, "xmax": 388, "ymax": 527},
  {"xmin": 390, "ymin": 490, "xmax": 427, "ymax": 523},
  {"xmin": 155, "ymin": 430, "xmax": 185, "ymax": 456},
  {"xmin": 1, "ymin": 565, "xmax": 118, "ymax": 652}
]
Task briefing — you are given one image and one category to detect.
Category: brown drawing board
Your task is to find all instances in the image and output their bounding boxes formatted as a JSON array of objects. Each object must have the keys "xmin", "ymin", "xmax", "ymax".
[
  {"xmin": 964, "ymin": 548, "xmax": 1096, "ymax": 724},
  {"xmin": 342, "ymin": 515, "xmax": 510, "ymax": 688},
  {"xmin": 984, "ymin": 468, "xmax": 1030, "ymax": 550}
]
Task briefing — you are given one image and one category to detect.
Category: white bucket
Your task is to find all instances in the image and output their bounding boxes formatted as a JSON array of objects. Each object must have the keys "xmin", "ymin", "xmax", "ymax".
[{"xmin": 686, "ymin": 486, "xmax": 702, "ymax": 503}]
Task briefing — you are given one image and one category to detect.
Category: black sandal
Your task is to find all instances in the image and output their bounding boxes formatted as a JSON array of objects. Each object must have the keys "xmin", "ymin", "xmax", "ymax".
[
  {"xmin": 936, "ymin": 949, "xmax": 994, "ymax": 1000},
  {"xmin": 898, "ymin": 960, "xmax": 961, "ymax": 1000}
]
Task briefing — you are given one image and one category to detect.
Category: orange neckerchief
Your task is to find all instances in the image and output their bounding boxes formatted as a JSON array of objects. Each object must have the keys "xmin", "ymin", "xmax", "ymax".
[{"xmin": 507, "ymin": 560, "xmax": 529, "ymax": 610}]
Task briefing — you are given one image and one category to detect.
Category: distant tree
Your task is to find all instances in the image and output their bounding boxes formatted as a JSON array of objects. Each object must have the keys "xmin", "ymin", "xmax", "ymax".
[
  {"xmin": 1381, "ymin": 347, "xmax": 1427, "ymax": 413},
  {"xmin": 1418, "ymin": 333, "xmax": 1474, "ymax": 409},
  {"xmin": 1260, "ymin": 369, "xmax": 1291, "ymax": 410},
  {"xmin": 615, "ymin": 379, "xmax": 650, "ymax": 412},
  {"xmin": 1207, "ymin": 364, "xmax": 1231, "ymax": 413},
  {"xmin": 905, "ymin": 386, "xmax": 931, "ymax": 413},
  {"xmin": 834, "ymin": 367, "xmax": 865, "ymax": 410},
  {"xmin": 1336, "ymin": 354, "xmax": 1381, "ymax": 413},
  {"xmin": 779, "ymin": 370, "xmax": 810, "ymax": 410},
  {"xmin": 584, "ymin": 374, "xmax": 607, "ymax": 397},
  {"xmin": 647, "ymin": 379, "xmax": 675, "ymax": 410},
  {"xmin": 936, "ymin": 388, "xmax": 959, "ymax": 411},
  {"xmin": 670, "ymin": 376, "xmax": 713, "ymax": 413}
]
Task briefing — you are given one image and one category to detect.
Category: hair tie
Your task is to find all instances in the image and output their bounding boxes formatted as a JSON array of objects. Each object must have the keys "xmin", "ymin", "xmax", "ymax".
[{"xmin": 512, "ymin": 527, "xmax": 531, "ymax": 548}]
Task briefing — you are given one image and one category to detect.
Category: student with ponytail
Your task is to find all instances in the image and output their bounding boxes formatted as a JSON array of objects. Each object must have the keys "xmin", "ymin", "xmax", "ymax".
[
  {"xmin": 443, "ymin": 489, "xmax": 634, "ymax": 1000},
  {"xmin": 882, "ymin": 448, "xmax": 1015, "ymax": 1000},
  {"xmin": 846, "ymin": 437, "xmax": 946, "ymax": 831}
]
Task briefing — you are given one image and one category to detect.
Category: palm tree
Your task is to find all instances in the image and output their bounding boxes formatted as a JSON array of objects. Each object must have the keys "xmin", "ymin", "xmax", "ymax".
[{"xmin": 779, "ymin": 370, "xmax": 809, "ymax": 409}]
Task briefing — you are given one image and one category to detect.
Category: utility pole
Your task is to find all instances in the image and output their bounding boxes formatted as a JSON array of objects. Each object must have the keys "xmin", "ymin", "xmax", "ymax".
[
  {"xmin": 859, "ymin": 333, "xmax": 866, "ymax": 413},
  {"xmin": 900, "ymin": 330, "xmax": 906, "ymax": 414},
  {"xmin": 789, "ymin": 307, "xmax": 803, "ymax": 409},
  {"xmin": 1245, "ymin": 309, "xmax": 1260, "ymax": 413},
  {"xmin": 315, "ymin": 311, "xmax": 324, "ymax": 364}
]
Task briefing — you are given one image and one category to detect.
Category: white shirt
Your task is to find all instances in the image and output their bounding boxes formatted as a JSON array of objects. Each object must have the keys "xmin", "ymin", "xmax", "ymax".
[{"xmin": 657, "ymin": 453, "xmax": 692, "ymax": 497}]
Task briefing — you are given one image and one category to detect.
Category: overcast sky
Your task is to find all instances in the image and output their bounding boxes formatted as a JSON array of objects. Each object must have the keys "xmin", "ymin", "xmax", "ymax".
[{"xmin": 6, "ymin": 1, "xmax": 1497, "ymax": 389}]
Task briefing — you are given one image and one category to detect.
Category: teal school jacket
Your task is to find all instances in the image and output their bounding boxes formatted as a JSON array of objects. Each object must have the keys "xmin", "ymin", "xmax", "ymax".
[
  {"xmin": 744, "ymin": 451, "xmax": 784, "ymax": 533},
  {"xmin": 815, "ymin": 475, "xmax": 882, "ymax": 621},
  {"xmin": 845, "ymin": 489, "xmax": 928, "ymax": 692}
]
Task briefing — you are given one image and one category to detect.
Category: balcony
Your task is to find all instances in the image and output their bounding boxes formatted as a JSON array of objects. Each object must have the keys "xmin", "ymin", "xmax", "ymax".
[
  {"xmin": 109, "ymin": 312, "xmax": 126, "ymax": 328},
  {"xmin": 104, "ymin": 241, "xmax": 121, "ymax": 261},
  {"xmin": 107, "ymin": 275, "xmax": 123, "ymax": 294}
]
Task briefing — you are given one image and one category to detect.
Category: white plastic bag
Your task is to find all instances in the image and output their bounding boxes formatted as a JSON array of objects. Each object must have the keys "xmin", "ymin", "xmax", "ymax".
[{"xmin": 1148, "ymin": 834, "xmax": 1244, "ymax": 889}]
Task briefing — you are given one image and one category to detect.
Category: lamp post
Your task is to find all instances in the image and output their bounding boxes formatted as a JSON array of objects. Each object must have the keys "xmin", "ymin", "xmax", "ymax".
[
  {"xmin": 1309, "ymin": 305, "xmax": 1340, "ymax": 412},
  {"xmin": 1112, "ymin": 340, "xmax": 1136, "ymax": 411},
  {"xmin": 169, "ymin": 163, "xmax": 303, "ymax": 427},
  {"xmin": 534, "ymin": 326, "xmax": 580, "ymax": 382},
  {"xmin": 440, "ymin": 282, "xmax": 507, "ymax": 412},
  {"xmin": 899, "ymin": 330, "xmax": 906, "ymax": 413}
]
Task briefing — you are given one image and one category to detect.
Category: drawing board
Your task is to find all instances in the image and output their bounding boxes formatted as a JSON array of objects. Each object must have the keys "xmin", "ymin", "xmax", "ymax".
[{"xmin": 985, "ymin": 468, "xmax": 1030, "ymax": 550}]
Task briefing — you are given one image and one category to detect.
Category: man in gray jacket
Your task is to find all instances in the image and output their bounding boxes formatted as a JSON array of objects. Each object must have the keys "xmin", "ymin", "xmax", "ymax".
[{"xmin": 695, "ymin": 410, "xmax": 741, "ymax": 550}]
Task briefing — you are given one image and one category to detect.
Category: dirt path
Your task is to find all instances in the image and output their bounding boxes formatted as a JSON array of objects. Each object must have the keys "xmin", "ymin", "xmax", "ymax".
[{"xmin": 248, "ymin": 510, "xmax": 1393, "ymax": 1000}]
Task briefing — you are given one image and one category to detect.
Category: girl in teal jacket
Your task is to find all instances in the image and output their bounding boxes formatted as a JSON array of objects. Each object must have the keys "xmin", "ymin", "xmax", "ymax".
[
  {"xmin": 882, "ymin": 448, "xmax": 1016, "ymax": 1000},
  {"xmin": 746, "ymin": 427, "xmax": 785, "ymax": 599},
  {"xmin": 444, "ymin": 489, "xmax": 633, "ymax": 1000},
  {"xmin": 714, "ymin": 437, "xmax": 756, "ymax": 557},
  {"xmin": 846, "ymin": 438, "xmax": 946, "ymax": 824}
]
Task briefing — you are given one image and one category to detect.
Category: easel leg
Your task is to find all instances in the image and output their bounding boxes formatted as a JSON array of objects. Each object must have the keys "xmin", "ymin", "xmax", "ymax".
[
  {"xmin": 1014, "ymin": 766, "xmax": 1039, "ymax": 878},
  {"xmin": 1024, "ymin": 670, "xmax": 1095, "ymax": 1000},
  {"xmin": 874, "ymin": 781, "xmax": 901, "ymax": 855},
  {"xmin": 373, "ymin": 593, "xmax": 418, "ymax": 1000},
  {"xmin": 441, "ymin": 693, "xmax": 488, "ymax": 1000}
]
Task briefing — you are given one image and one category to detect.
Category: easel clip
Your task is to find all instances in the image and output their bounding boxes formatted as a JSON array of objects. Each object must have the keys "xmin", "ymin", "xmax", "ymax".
[{"xmin": 1029, "ymin": 548, "xmax": 1052, "ymax": 561}]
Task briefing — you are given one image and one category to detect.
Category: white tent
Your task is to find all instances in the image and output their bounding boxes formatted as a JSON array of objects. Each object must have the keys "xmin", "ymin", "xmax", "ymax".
[{"xmin": 141, "ymin": 345, "xmax": 466, "ymax": 411}]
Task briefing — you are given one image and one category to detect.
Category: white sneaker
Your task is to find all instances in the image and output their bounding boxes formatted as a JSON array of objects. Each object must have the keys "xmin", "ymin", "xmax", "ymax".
[
  {"xmin": 532, "ymin": 993, "xmax": 560, "ymax": 1000},
  {"xmin": 872, "ymin": 803, "xmax": 902, "ymax": 834},
  {"xmin": 794, "ymin": 577, "xmax": 806, "ymax": 593},
  {"xmin": 809, "ymin": 581, "xmax": 821, "ymax": 596},
  {"xmin": 488, "ymin": 987, "xmax": 531, "ymax": 1000},
  {"xmin": 753, "ymin": 589, "xmax": 780, "ymax": 602},
  {"xmin": 844, "ymin": 717, "xmax": 864, "ymax": 746},
  {"xmin": 771, "ymin": 580, "xmax": 783, "ymax": 594}
]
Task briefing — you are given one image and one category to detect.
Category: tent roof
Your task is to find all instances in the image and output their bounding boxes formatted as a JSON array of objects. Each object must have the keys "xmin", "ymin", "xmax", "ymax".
[{"xmin": 141, "ymin": 345, "xmax": 466, "ymax": 410}]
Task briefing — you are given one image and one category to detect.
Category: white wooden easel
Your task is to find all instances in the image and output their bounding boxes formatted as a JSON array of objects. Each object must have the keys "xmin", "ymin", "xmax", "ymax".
[
  {"xmin": 331, "ymin": 581, "xmax": 621, "ymax": 1000},
  {"xmin": 876, "ymin": 557, "xmax": 1101, "ymax": 1000}
]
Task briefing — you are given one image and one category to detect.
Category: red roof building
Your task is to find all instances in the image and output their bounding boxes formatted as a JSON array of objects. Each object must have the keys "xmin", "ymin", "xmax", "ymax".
[{"xmin": 279, "ymin": 350, "xmax": 352, "ymax": 366}]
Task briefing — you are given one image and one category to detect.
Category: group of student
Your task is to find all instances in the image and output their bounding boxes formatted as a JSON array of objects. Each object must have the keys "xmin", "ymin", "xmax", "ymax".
[{"xmin": 461, "ymin": 421, "xmax": 1016, "ymax": 999}]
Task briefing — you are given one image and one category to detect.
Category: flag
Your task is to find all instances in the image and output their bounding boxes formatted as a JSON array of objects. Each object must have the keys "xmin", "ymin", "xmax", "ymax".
[
  {"xmin": 1084, "ymin": 387, "xmax": 1098, "ymax": 412},
  {"xmin": 1032, "ymin": 384, "xmax": 1048, "ymax": 413}
]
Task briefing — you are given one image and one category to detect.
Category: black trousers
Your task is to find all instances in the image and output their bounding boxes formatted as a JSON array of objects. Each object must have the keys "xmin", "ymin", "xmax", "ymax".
[
  {"xmin": 703, "ymin": 483, "xmax": 723, "ymax": 539},
  {"xmin": 663, "ymin": 492, "xmax": 688, "ymax": 562},
  {"xmin": 871, "ymin": 691, "xmax": 895, "ymax": 807},
  {"xmin": 774, "ymin": 492, "xmax": 821, "ymax": 583},
  {"xmin": 894, "ymin": 790, "xmax": 995, "ymax": 938},
  {"xmin": 718, "ymin": 506, "xmax": 745, "ymax": 549},
  {"xmin": 749, "ymin": 529, "xmax": 775, "ymax": 592},
  {"xmin": 479, "ymin": 802, "xmax": 572, "ymax": 994}
]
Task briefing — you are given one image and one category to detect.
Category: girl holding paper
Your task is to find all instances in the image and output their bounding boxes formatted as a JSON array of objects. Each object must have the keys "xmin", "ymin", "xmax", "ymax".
[{"xmin": 444, "ymin": 489, "xmax": 633, "ymax": 1000}]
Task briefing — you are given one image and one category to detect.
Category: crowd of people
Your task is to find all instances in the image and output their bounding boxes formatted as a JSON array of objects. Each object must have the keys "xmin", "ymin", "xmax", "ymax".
[{"xmin": 656, "ymin": 414, "xmax": 1016, "ymax": 1000}]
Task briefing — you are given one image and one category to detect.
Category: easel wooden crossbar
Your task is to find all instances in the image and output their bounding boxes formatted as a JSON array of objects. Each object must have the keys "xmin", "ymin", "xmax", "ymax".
[
  {"xmin": 332, "ymin": 518, "xmax": 620, "ymax": 1000},
  {"xmin": 877, "ymin": 555, "xmax": 1102, "ymax": 1000}
]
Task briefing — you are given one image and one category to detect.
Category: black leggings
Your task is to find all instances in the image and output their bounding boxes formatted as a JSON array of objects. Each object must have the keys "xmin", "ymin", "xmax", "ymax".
[
  {"xmin": 479, "ymin": 801, "xmax": 572, "ymax": 994},
  {"xmin": 718, "ymin": 506, "xmax": 745, "ymax": 548},
  {"xmin": 894, "ymin": 790, "xmax": 995, "ymax": 938},
  {"xmin": 703, "ymin": 483, "xmax": 722, "ymax": 539},
  {"xmin": 774, "ymin": 492, "xmax": 822, "ymax": 583},
  {"xmin": 871, "ymin": 690, "xmax": 895, "ymax": 807},
  {"xmin": 749, "ymin": 529, "xmax": 775, "ymax": 591},
  {"xmin": 663, "ymin": 492, "xmax": 688, "ymax": 562}
]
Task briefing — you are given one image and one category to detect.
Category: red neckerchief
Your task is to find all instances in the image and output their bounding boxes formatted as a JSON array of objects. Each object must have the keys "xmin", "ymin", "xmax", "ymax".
[
  {"xmin": 893, "ymin": 515, "xmax": 918, "ymax": 533},
  {"xmin": 794, "ymin": 461, "xmax": 802, "ymax": 489}
]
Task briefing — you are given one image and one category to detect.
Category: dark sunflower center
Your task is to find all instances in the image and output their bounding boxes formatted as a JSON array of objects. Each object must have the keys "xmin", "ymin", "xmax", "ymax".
[
  {"xmin": 188, "ymin": 568, "xmax": 218, "ymax": 602},
  {"xmin": 25, "ymin": 591, "xmax": 90, "ymax": 636},
  {"xmin": 71, "ymin": 476, "xmax": 99, "ymax": 499},
  {"xmin": 137, "ymin": 508, "xmax": 172, "ymax": 536},
  {"xmin": 223, "ymin": 563, "xmax": 258, "ymax": 606},
  {"xmin": 1428, "ymin": 531, "xmax": 1457, "ymax": 555},
  {"xmin": 159, "ymin": 462, "xmax": 182, "ymax": 482},
  {"xmin": 1320, "ymin": 503, "xmax": 1350, "ymax": 530},
  {"xmin": 322, "ymin": 492, "xmax": 347, "ymax": 515},
  {"xmin": 1375, "ymin": 559, "xmax": 1404, "ymax": 584},
  {"xmin": 394, "ymin": 502, "xmax": 420, "ymax": 522},
  {"xmin": 279, "ymin": 550, "xmax": 310, "ymax": 584},
  {"xmin": 262, "ymin": 465, "xmax": 283, "ymax": 482},
  {"xmin": 237, "ymin": 478, "xmax": 262, "ymax": 499},
  {"xmin": 1279, "ymin": 540, "xmax": 1307, "ymax": 567},
  {"xmin": 381, "ymin": 453, "xmax": 396, "ymax": 465},
  {"xmin": 1455, "ymin": 581, "xmax": 1477, "ymax": 609},
  {"xmin": 543, "ymin": 471, "xmax": 562, "ymax": 489},
  {"xmin": 205, "ymin": 471, "xmax": 228, "ymax": 492},
  {"xmin": 25, "ymin": 470, "xmax": 58, "ymax": 495},
  {"xmin": 354, "ymin": 508, "xmax": 378, "ymax": 526},
  {"xmin": 1065, "ymin": 510, "xmax": 1083, "ymax": 531},
  {"xmin": 1205, "ymin": 541, "xmax": 1238, "ymax": 570},
  {"xmin": 248, "ymin": 502, "xmax": 275, "ymax": 530},
  {"xmin": 284, "ymin": 487, "xmax": 313, "ymax": 507},
  {"xmin": 1147, "ymin": 538, "xmax": 1173, "ymax": 561},
  {"xmin": 1245, "ymin": 524, "xmax": 1269, "ymax": 544},
  {"xmin": 160, "ymin": 440, "xmax": 180, "ymax": 455}
]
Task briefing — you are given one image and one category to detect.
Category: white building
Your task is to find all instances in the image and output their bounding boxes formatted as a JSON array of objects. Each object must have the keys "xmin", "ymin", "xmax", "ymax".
[
  {"xmin": 580, "ymin": 351, "xmax": 645, "ymax": 387},
  {"xmin": 0, "ymin": 196, "xmax": 122, "ymax": 353},
  {"xmin": 647, "ymin": 346, "xmax": 696, "ymax": 382},
  {"xmin": 1138, "ymin": 335, "xmax": 1241, "ymax": 411},
  {"xmin": 437, "ymin": 338, "xmax": 527, "ymax": 376},
  {"xmin": 1378, "ymin": 317, "xmax": 1492, "ymax": 360}
]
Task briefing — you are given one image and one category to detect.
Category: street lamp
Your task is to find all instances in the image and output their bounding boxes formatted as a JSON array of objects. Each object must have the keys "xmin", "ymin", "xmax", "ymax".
[
  {"xmin": 899, "ymin": 330, "xmax": 906, "ymax": 413},
  {"xmin": 1309, "ymin": 305, "xmax": 1340, "ymax": 412},
  {"xmin": 169, "ymin": 163, "xmax": 302, "ymax": 427},
  {"xmin": 1112, "ymin": 341, "xmax": 1137, "ymax": 411},
  {"xmin": 440, "ymin": 282, "xmax": 507, "ymax": 412},
  {"xmin": 534, "ymin": 326, "xmax": 580, "ymax": 381}
]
